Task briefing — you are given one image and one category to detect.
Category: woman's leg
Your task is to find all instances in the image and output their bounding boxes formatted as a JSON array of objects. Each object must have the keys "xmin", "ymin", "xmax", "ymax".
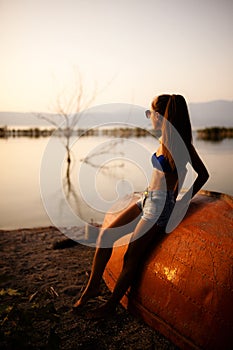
[
  {"xmin": 73, "ymin": 202, "xmax": 141, "ymax": 308},
  {"xmin": 87, "ymin": 219, "xmax": 165, "ymax": 317}
]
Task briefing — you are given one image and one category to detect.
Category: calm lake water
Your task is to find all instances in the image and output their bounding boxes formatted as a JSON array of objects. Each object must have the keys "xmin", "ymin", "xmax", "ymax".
[{"xmin": 1, "ymin": 132, "xmax": 233, "ymax": 230}]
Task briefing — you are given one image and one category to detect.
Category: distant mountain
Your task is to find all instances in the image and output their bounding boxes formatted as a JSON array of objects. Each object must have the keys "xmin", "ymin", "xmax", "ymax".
[
  {"xmin": 0, "ymin": 112, "xmax": 60, "ymax": 127},
  {"xmin": 189, "ymin": 100, "xmax": 233, "ymax": 129},
  {"xmin": 0, "ymin": 100, "xmax": 232, "ymax": 129}
]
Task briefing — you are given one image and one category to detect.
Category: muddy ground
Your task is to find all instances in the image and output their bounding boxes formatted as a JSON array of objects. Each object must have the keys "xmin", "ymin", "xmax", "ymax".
[{"xmin": 0, "ymin": 227, "xmax": 178, "ymax": 350}]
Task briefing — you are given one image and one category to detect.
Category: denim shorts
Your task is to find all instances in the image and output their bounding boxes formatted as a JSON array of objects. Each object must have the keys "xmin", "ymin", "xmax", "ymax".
[{"xmin": 136, "ymin": 190, "xmax": 175, "ymax": 228}]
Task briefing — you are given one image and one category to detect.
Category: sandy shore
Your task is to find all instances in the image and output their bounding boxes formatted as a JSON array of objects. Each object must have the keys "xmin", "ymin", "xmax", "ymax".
[{"xmin": 0, "ymin": 226, "xmax": 178, "ymax": 350}]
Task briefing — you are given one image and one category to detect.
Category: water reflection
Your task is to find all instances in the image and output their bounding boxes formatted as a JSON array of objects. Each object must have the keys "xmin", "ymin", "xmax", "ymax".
[
  {"xmin": 0, "ymin": 133, "xmax": 233, "ymax": 229},
  {"xmin": 43, "ymin": 136, "xmax": 154, "ymax": 229}
]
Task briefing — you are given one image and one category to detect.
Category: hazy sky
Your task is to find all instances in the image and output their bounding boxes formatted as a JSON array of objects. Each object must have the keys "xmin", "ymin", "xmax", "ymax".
[{"xmin": 1, "ymin": 0, "xmax": 233, "ymax": 112}]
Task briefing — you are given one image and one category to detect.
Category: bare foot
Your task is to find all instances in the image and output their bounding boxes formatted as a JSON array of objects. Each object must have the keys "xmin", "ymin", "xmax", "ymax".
[
  {"xmin": 73, "ymin": 288, "xmax": 100, "ymax": 309},
  {"xmin": 86, "ymin": 303, "xmax": 116, "ymax": 319}
]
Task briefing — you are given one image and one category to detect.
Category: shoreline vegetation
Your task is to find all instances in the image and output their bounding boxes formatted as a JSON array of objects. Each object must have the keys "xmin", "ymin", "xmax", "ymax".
[
  {"xmin": 196, "ymin": 127, "xmax": 233, "ymax": 141},
  {"xmin": 0, "ymin": 125, "xmax": 158, "ymax": 139},
  {"xmin": 0, "ymin": 125, "xmax": 233, "ymax": 141}
]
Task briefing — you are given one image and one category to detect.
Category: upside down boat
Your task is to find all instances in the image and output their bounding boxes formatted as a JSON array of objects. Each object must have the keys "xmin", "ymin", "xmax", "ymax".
[{"xmin": 103, "ymin": 190, "xmax": 233, "ymax": 350}]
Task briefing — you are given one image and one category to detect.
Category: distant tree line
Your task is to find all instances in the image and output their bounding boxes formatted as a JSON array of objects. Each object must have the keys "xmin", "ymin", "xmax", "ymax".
[
  {"xmin": 0, "ymin": 126, "xmax": 54, "ymax": 138},
  {"xmin": 197, "ymin": 127, "xmax": 233, "ymax": 141},
  {"xmin": 0, "ymin": 125, "xmax": 159, "ymax": 139},
  {"xmin": 2, "ymin": 126, "xmax": 233, "ymax": 141}
]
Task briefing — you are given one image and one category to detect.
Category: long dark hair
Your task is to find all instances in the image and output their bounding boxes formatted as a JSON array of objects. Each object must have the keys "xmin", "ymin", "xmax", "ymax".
[{"xmin": 152, "ymin": 94, "xmax": 192, "ymax": 170}]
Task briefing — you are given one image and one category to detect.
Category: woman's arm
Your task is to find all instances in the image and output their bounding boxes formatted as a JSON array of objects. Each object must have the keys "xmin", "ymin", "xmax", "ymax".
[
  {"xmin": 183, "ymin": 144, "xmax": 209, "ymax": 202},
  {"xmin": 166, "ymin": 145, "xmax": 209, "ymax": 233}
]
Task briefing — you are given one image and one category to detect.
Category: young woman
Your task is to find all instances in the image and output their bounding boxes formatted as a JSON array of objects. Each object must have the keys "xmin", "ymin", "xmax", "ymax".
[{"xmin": 73, "ymin": 94, "xmax": 209, "ymax": 318}]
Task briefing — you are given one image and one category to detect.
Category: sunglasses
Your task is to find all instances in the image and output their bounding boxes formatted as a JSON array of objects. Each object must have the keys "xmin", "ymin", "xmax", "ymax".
[{"xmin": 145, "ymin": 110, "xmax": 162, "ymax": 119}]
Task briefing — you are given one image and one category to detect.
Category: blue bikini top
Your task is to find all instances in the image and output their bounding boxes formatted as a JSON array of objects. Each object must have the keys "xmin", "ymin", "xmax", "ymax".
[{"xmin": 151, "ymin": 152, "xmax": 176, "ymax": 173}]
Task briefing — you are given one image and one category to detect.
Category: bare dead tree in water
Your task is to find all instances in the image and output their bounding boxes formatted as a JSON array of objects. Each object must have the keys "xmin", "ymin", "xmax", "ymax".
[
  {"xmin": 36, "ymin": 69, "xmax": 126, "ymax": 224},
  {"xmin": 37, "ymin": 68, "xmax": 98, "ymax": 192}
]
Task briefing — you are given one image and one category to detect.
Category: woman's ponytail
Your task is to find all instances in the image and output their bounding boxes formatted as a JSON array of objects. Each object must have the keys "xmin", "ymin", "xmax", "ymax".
[{"xmin": 161, "ymin": 94, "xmax": 192, "ymax": 170}]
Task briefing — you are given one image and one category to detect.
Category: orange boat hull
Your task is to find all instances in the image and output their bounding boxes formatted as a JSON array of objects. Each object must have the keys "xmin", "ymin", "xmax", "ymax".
[{"xmin": 103, "ymin": 191, "xmax": 233, "ymax": 350}]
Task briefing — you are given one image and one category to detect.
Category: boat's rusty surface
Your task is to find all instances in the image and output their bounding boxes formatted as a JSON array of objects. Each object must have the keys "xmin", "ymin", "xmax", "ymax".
[{"xmin": 103, "ymin": 191, "xmax": 233, "ymax": 350}]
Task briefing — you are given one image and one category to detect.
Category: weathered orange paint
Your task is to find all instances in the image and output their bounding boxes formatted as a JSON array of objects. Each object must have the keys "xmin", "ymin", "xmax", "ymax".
[{"xmin": 103, "ymin": 191, "xmax": 233, "ymax": 350}]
